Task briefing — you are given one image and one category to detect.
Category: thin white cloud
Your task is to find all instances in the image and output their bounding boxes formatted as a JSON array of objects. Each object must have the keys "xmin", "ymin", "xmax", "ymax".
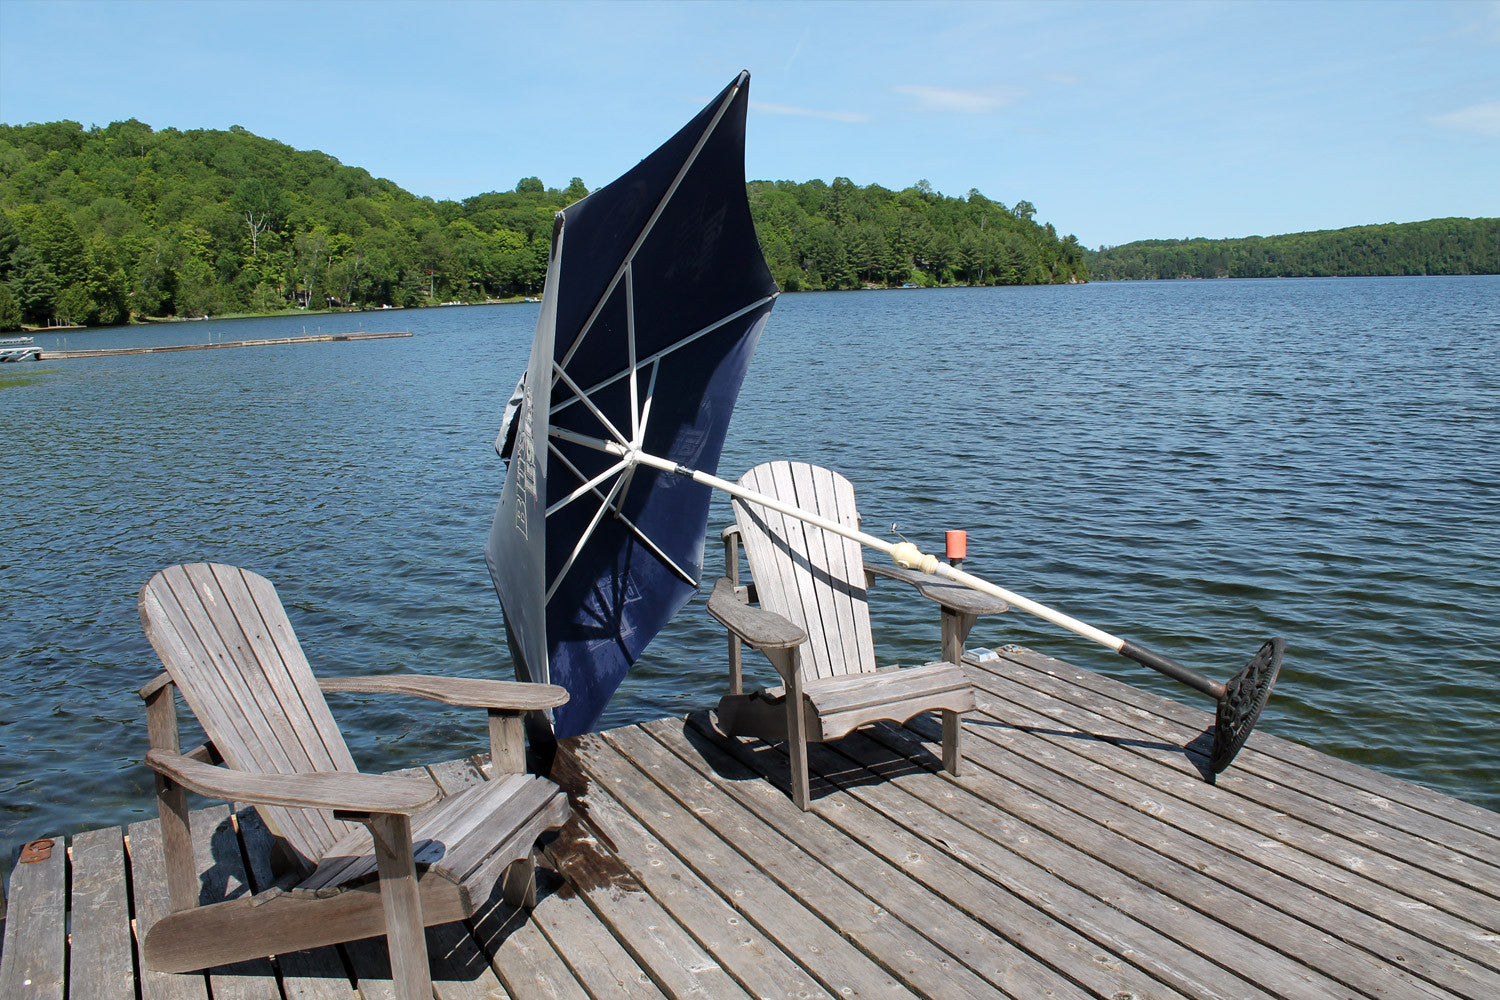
[
  {"xmin": 891, "ymin": 84, "xmax": 1021, "ymax": 114},
  {"xmin": 1430, "ymin": 100, "xmax": 1500, "ymax": 138},
  {"xmin": 750, "ymin": 100, "xmax": 871, "ymax": 124}
]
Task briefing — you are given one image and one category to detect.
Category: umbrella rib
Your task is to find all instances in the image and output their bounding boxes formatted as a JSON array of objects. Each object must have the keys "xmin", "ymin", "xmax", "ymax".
[
  {"xmin": 627, "ymin": 263, "xmax": 640, "ymax": 444},
  {"xmin": 552, "ymin": 361, "xmax": 630, "ymax": 446},
  {"xmin": 548, "ymin": 443, "xmax": 697, "ymax": 588},
  {"xmin": 636, "ymin": 359, "xmax": 660, "ymax": 447},
  {"xmin": 555, "ymin": 77, "xmax": 746, "ymax": 374},
  {"xmin": 545, "ymin": 456, "xmax": 631, "ymax": 517},
  {"xmin": 549, "ymin": 425, "xmax": 622, "ymax": 455},
  {"xmin": 550, "ymin": 293, "xmax": 776, "ymax": 420},
  {"xmin": 545, "ymin": 471, "xmax": 631, "ymax": 604}
]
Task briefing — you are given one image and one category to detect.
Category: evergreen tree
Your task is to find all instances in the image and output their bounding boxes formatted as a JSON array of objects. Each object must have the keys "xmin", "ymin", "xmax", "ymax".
[{"xmin": 0, "ymin": 283, "xmax": 20, "ymax": 331}]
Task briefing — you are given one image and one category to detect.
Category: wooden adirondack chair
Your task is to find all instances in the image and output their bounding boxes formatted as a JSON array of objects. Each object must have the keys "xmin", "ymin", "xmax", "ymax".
[
  {"xmin": 708, "ymin": 461, "xmax": 1009, "ymax": 809},
  {"xmin": 136, "ymin": 562, "xmax": 572, "ymax": 1000}
]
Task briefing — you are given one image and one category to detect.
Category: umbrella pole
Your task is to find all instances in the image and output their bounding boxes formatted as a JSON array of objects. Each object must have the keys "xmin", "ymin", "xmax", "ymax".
[{"xmin": 631, "ymin": 450, "xmax": 1283, "ymax": 775}]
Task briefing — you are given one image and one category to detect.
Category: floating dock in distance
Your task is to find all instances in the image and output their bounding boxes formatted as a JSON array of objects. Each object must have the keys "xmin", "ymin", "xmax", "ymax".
[
  {"xmin": 0, "ymin": 336, "xmax": 40, "ymax": 362},
  {"xmin": 36, "ymin": 330, "xmax": 412, "ymax": 360},
  {"xmin": 3, "ymin": 645, "xmax": 1496, "ymax": 999}
]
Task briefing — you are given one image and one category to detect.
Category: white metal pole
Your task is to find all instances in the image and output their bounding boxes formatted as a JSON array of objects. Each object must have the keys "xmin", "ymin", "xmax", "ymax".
[
  {"xmin": 556, "ymin": 435, "xmax": 1227, "ymax": 698},
  {"xmin": 627, "ymin": 450, "xmax": 1128, "ymax": 652}
]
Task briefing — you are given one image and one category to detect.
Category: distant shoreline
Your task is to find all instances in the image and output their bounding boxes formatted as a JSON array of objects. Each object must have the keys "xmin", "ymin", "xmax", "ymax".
[{"xmin": 25, "ymin": 274, "xmax": 1500, "ymax": 334}]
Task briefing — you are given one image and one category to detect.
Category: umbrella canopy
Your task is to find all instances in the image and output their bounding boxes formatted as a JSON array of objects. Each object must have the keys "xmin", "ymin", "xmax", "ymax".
[{"xmin": 486, "ymin": 72, "xmax": 778, "ymax": 738}]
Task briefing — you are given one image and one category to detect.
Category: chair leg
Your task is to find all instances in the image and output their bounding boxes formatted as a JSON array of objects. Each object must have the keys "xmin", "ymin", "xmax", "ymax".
[
  {"xmin": 367, "ymin": 813, "xmax": 433, "ymax": 1000},
  {"xmin": 785, "ymin": 689, "xmax": 811, "ymax": 811},
  {"xmin": 765, "ymin": 648, "xmax": 813, "ymax": 810},
  {"xmin": 942, "ymin": 709, "xmax": 964, "ymax": 777},
  {"xmin": 502, "ymin": 854, "xmax": 538, "ymax": 909}
]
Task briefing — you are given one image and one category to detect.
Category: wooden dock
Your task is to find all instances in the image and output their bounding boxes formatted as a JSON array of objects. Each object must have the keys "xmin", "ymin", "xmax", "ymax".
[
  {"xmin": 3, "ymin": 644, "xmax": 1497, "ymax": 999},
  {"xmin": 35, "ymin": 331, "xmax": 412, "ymax": 360}
]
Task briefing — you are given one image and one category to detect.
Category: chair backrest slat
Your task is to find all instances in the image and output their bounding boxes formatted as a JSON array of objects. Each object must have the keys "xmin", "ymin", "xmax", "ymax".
[
  {"xmin": 139, "ymin": 563, "xmax": 356, "ymax": 865},
  {"xmin": 734, "ymin": 462, "xmax": 876, "ymax": 680}
]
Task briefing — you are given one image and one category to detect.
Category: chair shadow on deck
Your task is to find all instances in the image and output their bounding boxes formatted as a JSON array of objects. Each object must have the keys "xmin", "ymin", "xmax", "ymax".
[
  {"xmin": 683, "ymin": 710, "xmax": 950, "ymax": 807},
  {"xmin": 965, "ymin": 716, "xmax": 1218, "ymax": 781},
  {"xmin": 186, "ymin": 807, "xmax": 550, "ymax": 987}
]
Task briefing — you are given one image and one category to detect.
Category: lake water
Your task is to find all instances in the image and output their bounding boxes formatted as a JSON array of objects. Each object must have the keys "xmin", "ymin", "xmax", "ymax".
[{"xmin": 2, "ymin": 277, "xmax": 1497, "ymax": 852}]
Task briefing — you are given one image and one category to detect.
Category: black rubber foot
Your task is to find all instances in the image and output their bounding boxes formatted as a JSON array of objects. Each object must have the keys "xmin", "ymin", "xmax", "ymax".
[{"xmin": 1209, "ymin": 638, "xmax": 1285, "ymax": 775}]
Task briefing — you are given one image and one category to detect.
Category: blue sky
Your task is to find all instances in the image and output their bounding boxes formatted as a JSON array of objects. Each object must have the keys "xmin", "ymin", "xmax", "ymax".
[{"xmin": 1, "ymin": 0, "xmax": 1496, "ymax": 248}]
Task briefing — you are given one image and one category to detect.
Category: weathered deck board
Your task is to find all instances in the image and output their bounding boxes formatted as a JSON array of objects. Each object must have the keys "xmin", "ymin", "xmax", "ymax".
[
  {"xmin": 995, "ymin": 645, "xmax": 1500, "ymax": 839},
  {"xmin": 986, "ymin": 646, "xmax": 1500, "ymax": 871},
  {"xmin": 5, "ymin": 644, "xmax": 1498, "ymax": 1000},
  {"xmin": 0, "ymin": 835, "xmax": 64, "ymax": 1000},
  {"xmin": 954, "ymin": 658, "xmax": 1500, "ymax": 985},
  {"xmin": 892, "ymin": 711, "xmax": 1500, "ymax": 999},
  {"xmin": 67, "ymin": 827, "xmax": 135, "ymax": 1000},
  {"xmin": 124, "ymin": 815, "xmax": 207, "ymax": 1000},
  {"xmin": 614, "ymin": 720, "xmax": 1109, "ymax": 1000},
  {"xmin": 968, "ymin": 651, "xmax": 1500, "ymax": 928},
  {"xmin": 901, "ymin": 697, "xmax": 1465, "ymax": 998}
]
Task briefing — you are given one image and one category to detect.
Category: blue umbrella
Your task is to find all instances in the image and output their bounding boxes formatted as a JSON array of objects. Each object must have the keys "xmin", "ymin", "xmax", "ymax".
[
  {"xmin": 487, "ymin": 71, "xmax": 1282, "ymax": 776},
  {"xmin": 486, "ymin": 72, "xmax": 778, "ymax": 738}
]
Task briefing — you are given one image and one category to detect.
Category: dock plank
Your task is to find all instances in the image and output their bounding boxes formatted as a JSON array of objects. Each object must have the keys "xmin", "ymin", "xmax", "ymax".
[
  {"xmin": 966, "ymin": 651, "xmax": 1500, "ymax": 927},
  {"xmin": 817, "ymin": 724, "xmax": 1280, "ymax": 1000},
  {"xmin": 0, "ymin": 836, "xmax": 64, "ymax": 1000},
  {"xmin": 984, "ymin": 646, "xmax": 1500, "ymax": 868},
  {"xmin": 961, "ymin": 659, "xmax": 1500, "ymax": 954},
  {"xmin": 470, "ymin": 898, "xmax": 591, "ymax": 1000},
  {"xmin": 527, "ymin": 873, "xmax": 669, "ymax": 1000},
  {"xmin": 191, "ymin": 805, "xmax": 281, "ymax": 1000},
  {"xmin": 234, "ymin": 808, "xmax": 357, "ymax": 1000},
  {"xmin": 7, "ymin": 644, "xmax": 1500, "ymax": 1000},
  {"xmin": 605, "ymin": 722, "xmax": 1076, "ymax": 1000},
  {"xmin": 890, "ymin": 713, "xmax": 1467, "ymax": 1000},
  {"xmin": 662, "ymin": 717, "xmax": 1210, "ymax": 1000},
  {"xmin": 561, "ymin": 752, "xmax": 836, "ymax": 1000},
  {"xmin": 541, "ymin": 831, "xmax": 752, "ymax": 1000},
  {"xmin": 574, "ymin": 732, "xmax": 918, "ymax": 1000},
  {"xmin": 67, "ymin": 827, "xmax": 135, "ymax": 1000},
  {"xmin": 125, "ymin": 816, "xmax": 209, "ymax": 1000},
  {"xmin": 985, "ymin": 645, "xmax": 1500, "ymax": 842},
  {"xmin": 890, "ymin": 711, "xmax": 1500, "ymax": 998}
]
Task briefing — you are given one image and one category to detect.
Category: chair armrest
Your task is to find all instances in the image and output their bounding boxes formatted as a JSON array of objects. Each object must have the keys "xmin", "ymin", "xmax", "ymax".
[
  {"xmin": 865, "ymin": 563, "xmax": 1009, "ymax": 616},
  {"xmin": 139, "ymin": 670, "xmax": 174, "ymax": 700},
  {"xmin": 317, "ymin": 675, "xmax": 568, "ymax": 711},
  {"xmin": 144, "ymin": 750, "xmax": 440, "ymax": 815},
  {"xmin": 706, "ymin": 578, "xmax": 806, "ymax": 650}
]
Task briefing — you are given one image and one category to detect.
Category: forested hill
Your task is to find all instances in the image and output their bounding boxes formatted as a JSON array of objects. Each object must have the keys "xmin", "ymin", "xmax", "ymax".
[
  {"xmin": 1086, "ymin": 218, "xmax": 1499, "ymax": 280},
  {"xmin": 0, "ymin": 118, "xmax": 1086, "ymax": 329}
]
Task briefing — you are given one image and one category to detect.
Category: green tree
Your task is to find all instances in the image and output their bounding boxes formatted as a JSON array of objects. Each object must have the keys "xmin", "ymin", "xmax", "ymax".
[
  {"xmin": 232, "ymin": 177, "xmax": 287, "ymax": 257},
  {"xmin": 55, "ymin": 284, "xmax": 93, "ymax": 325},
  {"xmin": 0, "ymin": 212, "xmax": 19, "ymax": 282},
  {"xmin": 0, "ymin": 117, "xmax": 1106, "ymax": 323},
  {"xmin": 0, "ymin": 283, "xmax": 21, "ymax": 331},
  {"xmin": 9, "ymin": 244, "xmax": 58, "ymax": 323}
]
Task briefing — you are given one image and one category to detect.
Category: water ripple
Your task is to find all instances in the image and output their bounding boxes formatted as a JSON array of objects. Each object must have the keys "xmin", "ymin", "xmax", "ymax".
[{"xmin": 1, "ymin": 277, "xmax": 1497, "ymax": 847}]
